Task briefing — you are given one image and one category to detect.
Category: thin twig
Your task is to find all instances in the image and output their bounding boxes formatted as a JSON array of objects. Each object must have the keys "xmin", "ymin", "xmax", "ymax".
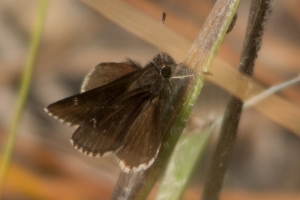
[
  {"xmin": 245, "ymin": 74, "xmax": 300, "ymax": 108},
  {"xmin": 202, "ymin": 1, "xmax": 273, "ymax": 200}
]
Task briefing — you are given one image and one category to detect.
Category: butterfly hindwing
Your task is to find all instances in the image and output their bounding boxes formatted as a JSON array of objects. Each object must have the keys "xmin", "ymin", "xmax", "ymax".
[
  {"xmin": 70, "ymin": 85, "xmax": 156, "ymax": 159},
  {"xmin": 116, "ymin": 97, "xmax": 162, "ymax": 173}
]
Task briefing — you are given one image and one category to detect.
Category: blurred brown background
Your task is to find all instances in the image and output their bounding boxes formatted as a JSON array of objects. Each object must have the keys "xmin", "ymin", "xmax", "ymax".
[{"xmin": 0, "ymin": 0, "xmax": 300, "ymax": 199}]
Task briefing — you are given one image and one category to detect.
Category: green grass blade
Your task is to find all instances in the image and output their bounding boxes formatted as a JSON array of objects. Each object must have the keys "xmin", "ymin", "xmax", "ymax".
[
  {"xmin": 0, "ymin": 0, "xmax": 49, "ymax": 195},
  {"xmin": 156, "ymin": 129, "xmax": 212, "ymax": 200}
]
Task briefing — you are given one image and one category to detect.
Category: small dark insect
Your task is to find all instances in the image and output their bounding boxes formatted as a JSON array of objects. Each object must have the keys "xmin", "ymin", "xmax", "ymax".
[{"xmin": 44, "ymin": 12, "xmax": 196, "ymax": 173}]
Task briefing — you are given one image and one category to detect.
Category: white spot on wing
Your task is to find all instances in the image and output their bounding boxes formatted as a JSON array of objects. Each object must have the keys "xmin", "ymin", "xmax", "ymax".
[
  {"xmin": 44, "ymin": 108, "xmax": 51, "ymax": 116},
  {"xmin": 92, "ymin": 118, "xmax": 97, "ymax": 128},
  {"xmin": 70, "ymin": 138, "xmax": 122, "ymax": 158},
  {"xmin": 44, "ymin": 107, "xmax": 77, "ymax": 127},
  {"xmin": 102, "ymin": 151, "xmax": 113, "ymax": 157},
  {"xmin": 118, "ymin": 158, "xmax": 155, "ymax": 173},
  {"xmin": 95, "ymin": 153, "xmax": 101, "ymax": 158},
  {"xmin": 116, "ymin": 145, "xmax": 160, "ymax": 173},
  {"xmin": 65, "ymin": 122, "xmax": 71, "ymax": 126},
  {"xmin": 81, "ymin": 67, "xmax": 96, "ymax": 92},
  {"xmin": 73, "ymin": 98, "xmax": 78, "ymax": 105}
]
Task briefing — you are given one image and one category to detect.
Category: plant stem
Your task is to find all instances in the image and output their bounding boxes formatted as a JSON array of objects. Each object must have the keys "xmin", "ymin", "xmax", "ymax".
[{"xmin": 202, "ymin": 1, "xmax": 273, "ymax": 200}]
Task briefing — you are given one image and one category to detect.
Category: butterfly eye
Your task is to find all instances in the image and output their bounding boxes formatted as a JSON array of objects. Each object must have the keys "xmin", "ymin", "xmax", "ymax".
[{"xmin": 161, "ymin": 66, "xmax": 171, "ymax": 78}]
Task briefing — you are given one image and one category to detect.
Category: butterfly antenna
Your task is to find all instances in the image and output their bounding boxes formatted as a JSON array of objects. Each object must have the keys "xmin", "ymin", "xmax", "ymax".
[{"xmin": 158, "ymin": 12, "xmax": 166, "ymax": 55}]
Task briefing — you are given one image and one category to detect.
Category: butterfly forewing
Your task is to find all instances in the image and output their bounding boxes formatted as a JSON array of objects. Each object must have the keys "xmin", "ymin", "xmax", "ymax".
[
  {"xmin": 45, "ymin": 69, "xmax": 139, "ymax": 126},
  {"xmin": 81, "ymin": 61, "xmax": 141, "ymax": 92}
]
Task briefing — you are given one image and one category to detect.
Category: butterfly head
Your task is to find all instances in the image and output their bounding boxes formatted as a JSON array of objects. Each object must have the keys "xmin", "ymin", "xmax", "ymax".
[{"xmin": 152, "ymin": 52, "xmax": 176, "ymax": 79}]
